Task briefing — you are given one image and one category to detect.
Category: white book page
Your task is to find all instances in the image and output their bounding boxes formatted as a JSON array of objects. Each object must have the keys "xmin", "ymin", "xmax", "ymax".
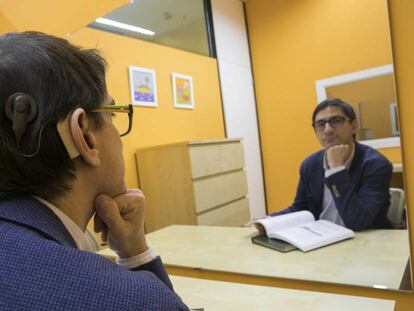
[
  {"xmin": 269, "ymin": 220, "xmax": 354, "ymax": 252},
  {"xmin": 254, "ymin": 211, "xmax": 315, "ymax": 235}
]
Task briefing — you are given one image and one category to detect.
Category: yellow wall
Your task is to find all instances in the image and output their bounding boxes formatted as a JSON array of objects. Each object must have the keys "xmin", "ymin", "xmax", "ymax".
[
  {"xmin": 68, "ymin": 28, "xmax": 225, "ymax": 188},
  {"xmin": 245, "ymin": 0, "xmax": 397, "ymax": 214},
  {"xmin": 0, "ymin": 11, "xmax": 16, "ymax": 33},
  {"xmin": 0, "ymin": 0, "xmax": 127, "ymax": 36}
]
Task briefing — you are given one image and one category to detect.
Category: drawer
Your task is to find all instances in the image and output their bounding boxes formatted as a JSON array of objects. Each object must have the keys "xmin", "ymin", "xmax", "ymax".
[
  {"xmin": 197, "ymin": 198, "xmax": 250, "ymax": 226},
  {"xmin": 192, "ymin": 170, "xmax": 248, "ymax": 213},
  {"xmin": 189, "ymin": 142, "xmax": 244, "ymax": 178}
]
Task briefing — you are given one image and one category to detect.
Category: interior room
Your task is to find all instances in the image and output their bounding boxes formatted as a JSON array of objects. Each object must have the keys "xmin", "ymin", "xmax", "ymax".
[{"xmin": 1, "ymin": 0, "xmax": 413, "ymax": 310}]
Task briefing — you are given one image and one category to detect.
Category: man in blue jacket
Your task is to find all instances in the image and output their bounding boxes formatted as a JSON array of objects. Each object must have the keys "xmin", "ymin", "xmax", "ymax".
[
  {"xmin": 272, "ymin": 98, "xmax": 393, "ymax": 231},
  {"xmin": 0, "ymin": 31, "xmax": 188, "ymax": 310}
]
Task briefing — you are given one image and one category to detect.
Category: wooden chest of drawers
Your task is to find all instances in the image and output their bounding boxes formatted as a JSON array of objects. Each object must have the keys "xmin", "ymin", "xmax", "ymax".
[{"xmin": 136, "ymin": 138, "xmax": 250, "ymax": 232}]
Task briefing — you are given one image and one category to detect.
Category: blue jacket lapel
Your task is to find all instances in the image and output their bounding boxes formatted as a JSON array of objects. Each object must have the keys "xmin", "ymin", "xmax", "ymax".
[{"xmin": 313, "ymin": 150, "xmax": 326, "ymax": 217}]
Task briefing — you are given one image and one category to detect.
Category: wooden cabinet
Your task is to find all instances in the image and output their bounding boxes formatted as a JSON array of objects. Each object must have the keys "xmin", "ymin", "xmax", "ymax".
[
  {"xmin": 391, "ymin": 163, "xmax": 404, "ymax": 189},
  {"xmin": 136, "ymin": 138, "xmax": 251, "ymax": 232}
]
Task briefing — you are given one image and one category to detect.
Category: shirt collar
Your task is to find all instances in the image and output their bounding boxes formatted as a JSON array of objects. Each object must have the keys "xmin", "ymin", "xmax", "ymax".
[{"xmin": 32, "ymin": 196, "xmax": 97, "ymax": 252}]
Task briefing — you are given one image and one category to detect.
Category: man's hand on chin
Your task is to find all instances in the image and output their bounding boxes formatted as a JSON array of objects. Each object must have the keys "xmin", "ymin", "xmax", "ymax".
[
  {"xmin": 327, "ymin": 144, "xmax": 351, "ymax": 168},
  {"xmin": 93, "ymin": 188, "xmax": 148, "ymax": 258}
]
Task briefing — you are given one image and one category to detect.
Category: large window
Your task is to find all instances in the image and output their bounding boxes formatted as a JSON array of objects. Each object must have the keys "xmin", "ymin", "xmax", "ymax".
[{"xmin": 88, "ymin": 0, "xmax": 215, "ymax": 57}]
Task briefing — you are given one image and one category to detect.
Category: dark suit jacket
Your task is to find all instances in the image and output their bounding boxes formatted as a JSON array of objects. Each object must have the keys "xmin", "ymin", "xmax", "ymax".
[
  {"xmin": 272, "ymin": 142, "xmax": 393, "ymax": 231},
  {"xmin": 0, "ymin": 197, "xmax": 189, "ymax": 310}
]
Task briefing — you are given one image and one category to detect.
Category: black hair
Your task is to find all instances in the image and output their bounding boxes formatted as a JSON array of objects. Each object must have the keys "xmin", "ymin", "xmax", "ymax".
[
  {"xmin": 312, "ymin": 98, "xmax": 356, "ymax": 123},
  {"xmin": 0, "ymin": 31, "xmax": 108, "ymax": 200}
]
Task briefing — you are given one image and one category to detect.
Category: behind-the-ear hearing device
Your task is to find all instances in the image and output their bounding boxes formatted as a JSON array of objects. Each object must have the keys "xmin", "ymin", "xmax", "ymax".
[
  {"xmin": 56, "ymin": 112, "xmax": 80, "ymax": 159},
  {"xmin": 4, "ymin": 93, "xmax": 38, "ymax": 147}
]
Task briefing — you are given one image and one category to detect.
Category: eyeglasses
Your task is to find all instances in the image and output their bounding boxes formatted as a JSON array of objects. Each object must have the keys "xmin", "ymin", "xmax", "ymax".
[
  {"xmin": 91, "ymin": 104, "xmax": 134, "ymax": 137},
  {"xmin": 312, "ymin": 116, "xmax": 350, "ymax": 132}
]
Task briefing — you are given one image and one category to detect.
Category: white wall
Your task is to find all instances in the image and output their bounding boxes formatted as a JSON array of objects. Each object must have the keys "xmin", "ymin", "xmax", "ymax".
[{"xmin": 211, "ymin": 0, "xmax": 266, "ymax": 218}]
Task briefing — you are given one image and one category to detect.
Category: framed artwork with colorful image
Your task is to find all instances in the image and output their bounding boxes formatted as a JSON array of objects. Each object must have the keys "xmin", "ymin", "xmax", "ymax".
[
  {"xmin": 129, "ymin": 66, "xmax": 158, "ymax": 107},
  {"xmin": 172, "ymin": 73, "xmax": 194, "ymax": 109}
]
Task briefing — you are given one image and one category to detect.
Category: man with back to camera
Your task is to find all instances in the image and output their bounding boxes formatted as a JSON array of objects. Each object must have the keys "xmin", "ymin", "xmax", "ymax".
[
  {"xmin": 0, "ymin": 31, "xmax": 189, "ymax": 310},
  {"xmin": 271, "ymin": 98, "xmax": 393, "ymax": 231}
]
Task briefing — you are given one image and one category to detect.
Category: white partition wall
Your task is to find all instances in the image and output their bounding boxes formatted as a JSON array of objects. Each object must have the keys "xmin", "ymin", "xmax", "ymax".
[{"xmin": 210, "ymin": 0, "xmax": 266, "ymax": 218}]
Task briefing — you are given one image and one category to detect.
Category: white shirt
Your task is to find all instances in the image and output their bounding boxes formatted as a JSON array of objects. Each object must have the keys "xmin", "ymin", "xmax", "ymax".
[
  {"xmin": 319, "ymin": 145, "xmax": 355, "ymax": 225},
  {"xmin": 33, "ymin": 196, "xmax": 155, "ymax": 269}
]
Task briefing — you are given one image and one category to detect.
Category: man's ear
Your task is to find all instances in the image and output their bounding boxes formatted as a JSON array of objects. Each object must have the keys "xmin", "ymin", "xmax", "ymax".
[
  {"xmin": 351, "ymin": 119, "xmax": 358, "ymax": 135},
  {"xmin": 70, "ymin": 108, "xmax": 100, "ymax": 166}
]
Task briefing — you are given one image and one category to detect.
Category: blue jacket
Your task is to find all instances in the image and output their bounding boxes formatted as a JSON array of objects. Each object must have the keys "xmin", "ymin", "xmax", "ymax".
[
  {"xmin": 272, "ymin": 143, "xmax": 393, "ymax": 231},
  {"xmin": 0, "ymin": 197, "xmax": 189, "ymax": 310}
]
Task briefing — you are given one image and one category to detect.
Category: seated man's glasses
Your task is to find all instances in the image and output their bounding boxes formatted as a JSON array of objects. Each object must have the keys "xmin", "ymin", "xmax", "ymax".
[
  {"xmin": 91, "ymin": 104, "xmax": 134, "ymax": 137},
  {"xmin": 312, "ymin": 116, "xmax": 350, "ymax": 132},
  {"xmin": 56, "ymin": 104, "xmax": 134, "ymax": 160}
]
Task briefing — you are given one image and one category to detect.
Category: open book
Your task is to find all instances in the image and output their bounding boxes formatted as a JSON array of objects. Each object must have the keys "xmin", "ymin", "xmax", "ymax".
[{"xmin": 252, "ymin": 211, "xmax": 354, "ymax": 252}]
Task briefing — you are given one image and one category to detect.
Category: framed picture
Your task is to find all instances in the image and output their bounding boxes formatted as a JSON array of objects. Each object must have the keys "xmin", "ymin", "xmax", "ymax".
[
  {"xmin": 172, "ymin": 73, "xmax": 195, "ymax": 109},
  {"xmin": 129, "ymin": 66, "xmax": 158, "ymax": 107}
]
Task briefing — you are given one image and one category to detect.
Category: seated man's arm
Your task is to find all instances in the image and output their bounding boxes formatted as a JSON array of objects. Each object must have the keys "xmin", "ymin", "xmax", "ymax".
[
  {"xmin": 116, "ymin": 247, "xmax": 173, "ymax": 289},
  {"xmin": 131, "ymin": 256, "xmax": 173, "ymax": 289},
  {"xmin": 324, "ymin": 157, "xmax": 392, "ymax": 231},
  {"xmin": 94, "ymin": 189, "xmax": 174, "ymax": 290}
]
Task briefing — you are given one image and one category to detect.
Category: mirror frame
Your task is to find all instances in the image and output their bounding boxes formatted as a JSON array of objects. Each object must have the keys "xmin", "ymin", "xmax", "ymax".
[{"xmin": 315, "ymin": 64, "xmax": 400, "ymax": 149}]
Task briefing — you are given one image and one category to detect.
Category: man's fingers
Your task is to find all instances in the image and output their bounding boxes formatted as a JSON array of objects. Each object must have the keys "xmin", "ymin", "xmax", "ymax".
[
  {"xmin": 93, "ymin": 213, "xmax": 105, "ymax": 233},
  {"xmin": 101, "ymin": 229, "xmax": 108, "ymax": 243},
  {"xmin": 93, "ymin": 189, "xmax": 148, "ymax": 257},
  {"xmin": 94, "ymin": 194, "xmax": 125, "ymax": 234}
]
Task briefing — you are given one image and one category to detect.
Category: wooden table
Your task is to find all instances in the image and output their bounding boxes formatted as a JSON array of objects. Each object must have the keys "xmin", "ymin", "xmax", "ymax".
[
  {"xmin": 98, "ymin": 225, "xmax": 409, "ymax": 290},
  {"xmin": 170, "ymin": 275, "xmax": 395, "ymax": 311}
]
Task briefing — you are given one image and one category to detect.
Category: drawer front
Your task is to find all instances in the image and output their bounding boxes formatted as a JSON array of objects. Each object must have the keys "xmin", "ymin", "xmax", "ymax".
[
  {"xmin": 193, "ymin": 170, "xmax": 248, "ymax": 213},
  {"xmin": 197, "ymin": 198, "xmax": 250, "ymax": 226},
  {"xmin": 189, "ymin": 142, "xmax": 244, "ymax": 179}
]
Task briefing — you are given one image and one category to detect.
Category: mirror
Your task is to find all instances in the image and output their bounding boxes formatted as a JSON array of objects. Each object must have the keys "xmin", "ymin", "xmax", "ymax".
[
  {"xmin": 316, "ymin": 64, "xmax": 400, "ymax": 149},
  {"xmin": 87, "ymin": 0, "xmax": 211, "ymax": 56},
  {"xmin": 74, "ymin": 0, "xmax": 410, "ymax": 293},
  {"xmin": 244, "ymin": 0, "xmax": 411, "ymax": 292}
]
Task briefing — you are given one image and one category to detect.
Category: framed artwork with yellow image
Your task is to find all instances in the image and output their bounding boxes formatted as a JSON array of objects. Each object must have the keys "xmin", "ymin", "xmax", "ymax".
[{"xmin": 172, "ymin": 73, "xmax": 194, "ymax": 110}]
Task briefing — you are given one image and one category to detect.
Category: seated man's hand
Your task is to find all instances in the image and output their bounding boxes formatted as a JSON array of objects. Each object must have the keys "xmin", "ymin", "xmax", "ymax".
[
  {"xmin": 327, "ymin": 144, "xmax": 350, "ymax": 168},
  {"xmin": 245, "ymin": 216, "xmax": 270, "ymax": 234},
  {"xmin": 254, "ymin": 223, "xmax": 266, "ymax": 234},
  {"xmin": 94, "ymin": 189, "xmax": 148, "ymax": 258}
]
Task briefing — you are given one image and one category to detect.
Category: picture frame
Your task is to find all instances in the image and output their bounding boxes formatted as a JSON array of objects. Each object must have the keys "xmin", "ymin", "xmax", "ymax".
[
  {"xmin": 128, "ymin": 66, "xmax": 158, "ymax": 107},
  {"xmin": 172, "ymin": 73, "xmax": 195, "ymax": 109}
]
